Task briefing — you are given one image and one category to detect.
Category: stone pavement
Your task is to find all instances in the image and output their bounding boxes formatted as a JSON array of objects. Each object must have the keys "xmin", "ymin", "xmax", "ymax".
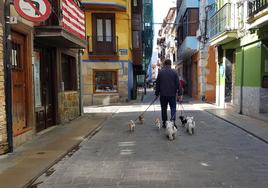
[
  {"xmin": 30, "ymin": 91, "xmax": 268, "ymax": 188},
  {"xmin": 193, "ymin": 102, "xmax": 268, "ymax": 144},
  {"xmin": 0, "ymin": 89, "xmax": 268, "ymax": 188},
  {"xmin": 0, "ymin": 115, "xmax": 108, "ymax": 188}
]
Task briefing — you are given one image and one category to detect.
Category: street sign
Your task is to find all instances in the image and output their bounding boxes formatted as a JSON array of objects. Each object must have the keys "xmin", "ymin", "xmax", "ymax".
[{"xmin": 13, "ymin": 0, "xmax": 51, "ymax": 22}]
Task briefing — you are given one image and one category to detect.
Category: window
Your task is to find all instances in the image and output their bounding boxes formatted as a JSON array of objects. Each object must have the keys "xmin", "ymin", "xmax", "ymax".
[
  {"xmin": 94, "ymin": 70, "xmax": 118, "ymax": 93},
  {"xmin": 61, "ymin": 54, "xmax": 77, "ymax": 91},
  {"xmin": 92, "ymin": 13, "xmax": 116, "ymax": 55},
  {"xmin": 11, "ymin": 42, "xmax": 22, "ymax": 69}
]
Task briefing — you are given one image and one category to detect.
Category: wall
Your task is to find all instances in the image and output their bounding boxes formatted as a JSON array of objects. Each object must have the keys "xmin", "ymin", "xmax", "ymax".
[
  {"xmin": 205, "ymin": 46, "xmax": 216, "ymax": 102},
  {"xmin": 234, "ymin": 42, "xmax": 263, "ymax": 115},
  {"xmin": 0, "ymin": 1, "xmax": 8, "ymax": 154},
  {"xmin": 260, "ymin": 43, "xmax": 268, "ymax": 113},
  {"xmin": 191, "ymin": 52, "xmax": 200, "ymax": 99},
  {"xmin": 58, "ymin": 91, "xmax": 80, "ymax": 123}
]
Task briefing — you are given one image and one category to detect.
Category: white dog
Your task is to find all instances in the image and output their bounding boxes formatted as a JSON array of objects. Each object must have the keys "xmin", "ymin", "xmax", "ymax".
[
  {"xmin": 128, "ymin": 120, "xmax": 136, "ymax": 132},
  {"xmin": 186, "ymin": 116, "xmax": 195, "ymax": 135},
  {"xmin": 165, "ymin": 121, "xmax": 177, "ymax": 140},
  {"xmin": 155, "ymin": 117, "xmax": 161, "ymax": 130}
]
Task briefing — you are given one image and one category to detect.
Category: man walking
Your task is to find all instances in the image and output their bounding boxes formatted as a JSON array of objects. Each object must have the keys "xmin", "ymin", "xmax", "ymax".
[{"xmin": 155, "ymin": 59, "xmax": 181, "ymax": 128}]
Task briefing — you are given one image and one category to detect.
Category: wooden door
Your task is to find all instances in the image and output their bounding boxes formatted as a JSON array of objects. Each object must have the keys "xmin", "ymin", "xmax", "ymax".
[
  {"xmin": 36, "ymin": 50, "xmax": 55, "ymax": 132},
  {"xmin": 92, "ymin": 13, "xmax": 115, "ymax": 55},
  {"xmin": 11, "ymin": 32, "xmax": 27, "ymax": 135}
]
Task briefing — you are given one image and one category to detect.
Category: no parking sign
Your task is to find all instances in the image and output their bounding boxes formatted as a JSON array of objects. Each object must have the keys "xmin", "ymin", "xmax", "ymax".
[{"xmin": 14, "ymin": 0, "xmax": 51, "ymax": 22}]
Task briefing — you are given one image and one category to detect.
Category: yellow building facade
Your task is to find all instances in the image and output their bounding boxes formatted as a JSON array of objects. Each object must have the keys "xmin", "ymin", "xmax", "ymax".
[{"xmin": 81, "ymin": 0, "xmax": 134, "ymax": 105}]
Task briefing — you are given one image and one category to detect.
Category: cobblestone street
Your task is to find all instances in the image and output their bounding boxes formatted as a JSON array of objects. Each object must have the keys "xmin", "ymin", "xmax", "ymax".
[{"xmin": 32, "ymin": 93, "xmax": 268, "ymax": 188}]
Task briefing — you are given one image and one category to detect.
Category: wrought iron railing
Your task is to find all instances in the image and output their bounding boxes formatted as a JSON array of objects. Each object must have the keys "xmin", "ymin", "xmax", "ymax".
[
  {"xmin": 248, "ymin": 0, "xmax": 268, "ymax": 17},
  {"xmin": 87, "ymin": 36, "xmax": 118, "ymax": 55},
  {"xmin": 209, "ymin": 3, "xmax": 236, "ymax": 38}
]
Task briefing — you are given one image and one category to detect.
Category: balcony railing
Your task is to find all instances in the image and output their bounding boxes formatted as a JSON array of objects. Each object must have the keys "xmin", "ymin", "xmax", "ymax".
[
  {"xmin": 248, "ymin": 0, "xmax": 268, "ymax": 17},
  {"xmin": 209, "ymin": 3, "xmax": 236, "ymax": 38},
  {"xmin": 87, "ymin": 36, "xmax": 118, "ymax": 55}
]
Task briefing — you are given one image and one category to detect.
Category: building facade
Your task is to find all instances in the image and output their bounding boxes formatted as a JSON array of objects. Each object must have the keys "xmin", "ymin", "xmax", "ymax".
[
  {"xmin": 81, "ymin": 0, "xmax": 136, "ymax": 105},
  {"xmin": 34, "ymin": 0, "xmax": 86, "ymax": 127},
  {"xmin": 209, "ymin": 0, "xmax": 268, "ymax": 120},
  {"xmin": 1, "ymin": 0, "xmax": 86, "ymax": 154},
  {"xmin": 157, "ymin": 7, "xmax": 177, "ymax": 68},
  {"xmin": 176, "ymin": 0, "xmax": 199, "ymax": 95},
  {"xmin": 191, "ymin": 0, "xmax": 216, "ymax": 102},
  {"xmin": 0, "ymin": 0, "xmax": 8, "ymax": 154}
]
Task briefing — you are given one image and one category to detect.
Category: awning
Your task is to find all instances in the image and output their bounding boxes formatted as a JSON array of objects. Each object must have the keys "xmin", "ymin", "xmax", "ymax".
[
  {"xmin": 34, "ymin": 26, "xmax": 87, "ymax": 48},
  {"xmin": 81, "ymin": 2, "xmax": 127, "ymax": 12}
]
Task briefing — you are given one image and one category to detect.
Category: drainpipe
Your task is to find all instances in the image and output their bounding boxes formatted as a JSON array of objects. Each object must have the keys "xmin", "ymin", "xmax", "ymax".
[
  {"xmin": 239, "ymin": 47, "xmax": 244, "ymax": 114},
  {"xmin": 79, "ymin": 49, "xmax": 83, "ymax": 116},
  {"xmin": 4, "ymin": 0, "xmax": 13, "ymax": 152}
]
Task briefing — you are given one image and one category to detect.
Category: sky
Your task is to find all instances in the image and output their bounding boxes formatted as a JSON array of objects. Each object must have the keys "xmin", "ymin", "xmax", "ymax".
[{"xmin": 151, "ymin": 0, "xmax": 176, "ymax": 64}]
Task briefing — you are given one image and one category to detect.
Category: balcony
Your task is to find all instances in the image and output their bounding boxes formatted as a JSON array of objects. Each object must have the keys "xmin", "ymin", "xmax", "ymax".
[
  {"xmin": 87, "ymin": 35, "xmax": 118, "ymax": 57},
  {"xmin": 248, "ymin": 0, "xmax": 268, "ymax": 17},
  {"xmin": 247, "ymin": 0, "xmax": 268, "ymax": 28},
  {"xmin": 209, "ymin": 3, "xmax": 238, "ymax": 46},
  {"xmin": 34, "ymin": 0, "xmax": 86, "ymax": 48}
]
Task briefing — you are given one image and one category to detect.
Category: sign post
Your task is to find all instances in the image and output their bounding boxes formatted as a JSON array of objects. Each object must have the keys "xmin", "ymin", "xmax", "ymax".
[{"xmin": 13, "ymin": 0, "xmax": 51, "ymax": 22}]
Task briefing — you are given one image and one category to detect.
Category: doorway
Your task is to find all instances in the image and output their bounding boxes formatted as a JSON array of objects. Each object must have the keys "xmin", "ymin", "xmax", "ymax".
[
  {"xmin": 225, "ymin": 49, "xmax": 235, "ymax": 103},
  {"xmin": 11, "ymin": 31, "xmax": 28, "ymax": 136},
  {"xmin": 35, "ymin": 49, "xmax": 56, "ymax": 132}
]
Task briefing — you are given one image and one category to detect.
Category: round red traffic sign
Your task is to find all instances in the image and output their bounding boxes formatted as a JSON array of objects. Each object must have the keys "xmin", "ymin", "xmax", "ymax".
[{"xmin": 14, "ymin": 0, "xmax": 52, "ymax": 22}]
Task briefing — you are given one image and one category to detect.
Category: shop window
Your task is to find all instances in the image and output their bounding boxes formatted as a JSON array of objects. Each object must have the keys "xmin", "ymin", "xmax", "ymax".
[
  {"xmin": 94, "ymin": 70, "xmax": 118, "ymax": 93},
  {"xmin": 61, "ymin": 54, "xmax": 77, "ymax": 91}
]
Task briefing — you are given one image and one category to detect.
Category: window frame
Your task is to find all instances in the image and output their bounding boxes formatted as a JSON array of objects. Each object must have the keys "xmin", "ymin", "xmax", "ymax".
[{"xmin": 92, "ymin": 13, "xmax": 116, "ymax": 55}]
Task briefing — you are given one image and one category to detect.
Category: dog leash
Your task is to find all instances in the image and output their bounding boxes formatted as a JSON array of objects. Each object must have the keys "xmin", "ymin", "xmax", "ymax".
[{"xmin": 178, "ymin": 100, "xmax": 186, "ymax": 116}]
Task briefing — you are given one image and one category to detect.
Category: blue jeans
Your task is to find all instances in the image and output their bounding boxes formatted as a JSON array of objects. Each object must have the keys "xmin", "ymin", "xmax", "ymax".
[{"xmin": 160, "ymin": 96, "xmax": 176, "ymax": 123}]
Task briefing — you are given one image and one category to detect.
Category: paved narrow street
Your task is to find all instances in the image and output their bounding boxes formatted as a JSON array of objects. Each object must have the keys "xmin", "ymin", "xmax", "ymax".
[{"xmin": 32, "ymin": 92, "xmax": 268, "ymax": 188}]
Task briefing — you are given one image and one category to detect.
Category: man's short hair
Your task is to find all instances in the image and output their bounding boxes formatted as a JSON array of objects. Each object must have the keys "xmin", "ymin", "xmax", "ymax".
[{"xmin": 164, "ymin": 59, "xmax": 171, "ymax": 66}]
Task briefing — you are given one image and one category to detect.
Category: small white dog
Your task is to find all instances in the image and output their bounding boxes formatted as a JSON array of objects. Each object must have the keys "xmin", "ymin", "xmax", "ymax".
[
  {"xmin": 165, "ymin": 121, "xmax": 177, "ymax": 140},
  {"xmin": 186, "ymin": 116, "xmax": 195, "ymax": 135},
  {"xmin": 155, "ymin": 117, "xmax": 161, "ymax": 130},
  {"xmin": 128, "ymin": 120, "xmax": 136, "ymax": 132}
]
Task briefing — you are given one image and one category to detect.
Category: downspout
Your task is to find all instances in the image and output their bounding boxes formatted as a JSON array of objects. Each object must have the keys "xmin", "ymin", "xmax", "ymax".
[
  {"xmin": 239, "ymin": 47, "xmax": 244, "ymax": 114},
  {"xmin": 4, "ymin": 0, "xmax": 13, "ymax": 152},
  {"xmin": 79, "ymin": 49, "xmax": 83, "ymax": 115}
]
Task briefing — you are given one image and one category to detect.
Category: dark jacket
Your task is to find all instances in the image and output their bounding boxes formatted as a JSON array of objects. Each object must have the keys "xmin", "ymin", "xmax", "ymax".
[{"xmin": 155, "ymin": 66, "xmax": 180, "ymax": 97}]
